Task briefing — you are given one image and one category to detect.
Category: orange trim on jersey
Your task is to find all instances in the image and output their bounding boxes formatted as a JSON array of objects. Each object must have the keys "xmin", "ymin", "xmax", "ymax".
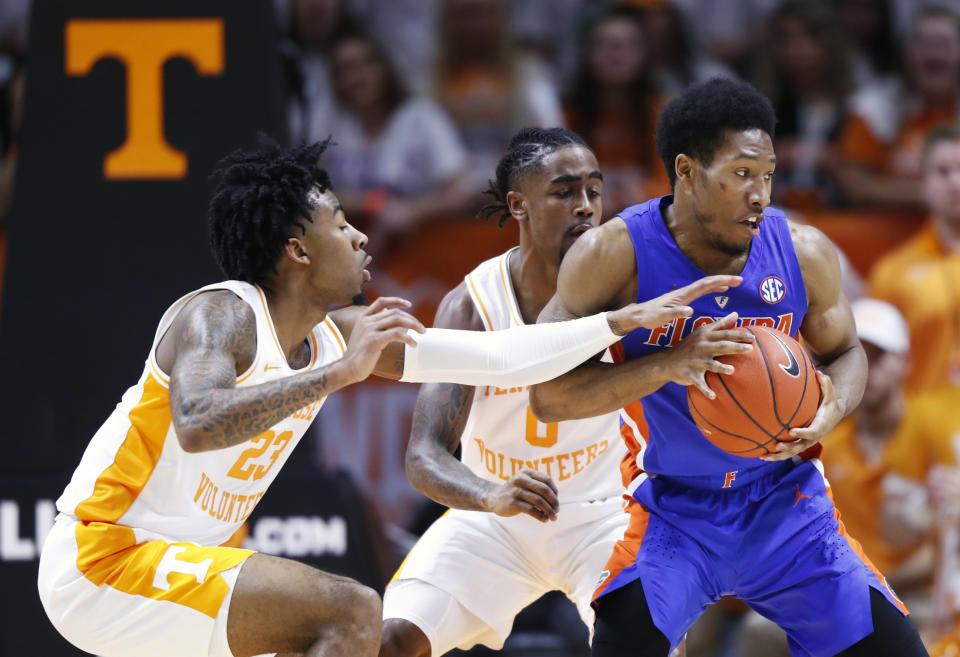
[
  {"xmin": 609, "ymin": 340, "xmax": 626, "ymax": 364},
  {"xmin": 74, "ymin": 520, "xmax": 252, "ymax": 618},
  {"xmin": 323, "ymin": 317, "xmax": 346, "ymax": 355},
  {"xmin": 466, "ymin": 273, "xmax": 494, "ymax": 330},
  {"xmin": 308, "ymin": 332, "xmax": 320, "ymax": 369},
  {"xmin": 621, "ymin": 400, "xmax": 648, "ymax": 435},
  {"xmin": 618, "ymin": 401, "xmax": 649, "ymax": 488},
  {"xmin": 75, "ymin": 374, "xmax": 172, "ymax": 523},
  {"xmin": 254, "ymin": 284, "xmax": 285, "ymax": 356},
  {"xmin": 823, "ymin": 484, "xmax": 910, "ymax": 615},
  {"xmin": 235, "ymin": 364, "xmax": 257, "ymax": 384},
  {"xmin": 497, "ymin": 255, "xmax": 522, "ymax": 326},
  {"xmin": 620, "ymin": 424, "xmax": 644, "ymax": 489},
  {"xmin": 593, "ymin": 498, "xmax": 650, "ymax": 601}
]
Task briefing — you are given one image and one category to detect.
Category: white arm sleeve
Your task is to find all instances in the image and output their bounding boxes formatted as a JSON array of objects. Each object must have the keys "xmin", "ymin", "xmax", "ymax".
[{"xmin": 399, "ymin": 312, "xmax": 619, "ymax": 386}]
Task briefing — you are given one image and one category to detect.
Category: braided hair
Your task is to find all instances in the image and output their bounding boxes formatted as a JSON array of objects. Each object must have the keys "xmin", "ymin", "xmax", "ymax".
[
  {"xmin": 208, "ymin": 138, "xmax": 333, "ymax": 287},
  {"xmin": 479, "ymin": 127, "xmax": 590, "ymax": 227}
]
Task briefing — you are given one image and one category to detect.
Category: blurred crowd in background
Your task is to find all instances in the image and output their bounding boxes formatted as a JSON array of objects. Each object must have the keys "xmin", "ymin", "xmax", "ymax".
[{"xmin": 3, "ymin": 0, "xmax": 960, "ymax": 655}]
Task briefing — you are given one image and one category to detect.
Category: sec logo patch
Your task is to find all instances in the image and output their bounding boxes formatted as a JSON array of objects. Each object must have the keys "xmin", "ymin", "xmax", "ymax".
[{"xmin": 759, "ymin": 275, "xmax": 786, "ymax": 304}]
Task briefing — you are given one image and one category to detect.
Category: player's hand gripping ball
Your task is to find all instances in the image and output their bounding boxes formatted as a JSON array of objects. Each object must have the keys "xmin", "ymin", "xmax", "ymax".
[{"xmin": 687, "ymin": 326, "xmax": 821, "ymax": 458}]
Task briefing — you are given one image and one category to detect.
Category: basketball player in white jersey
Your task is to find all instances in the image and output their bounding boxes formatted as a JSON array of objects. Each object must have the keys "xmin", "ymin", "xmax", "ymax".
[
  {"xmin": 380, "ymin": 128, "xmax": 748, "ymax": 657},
  {"xmin": 37, "ymin": 139, "xmax": 739, "ymax": 657}
]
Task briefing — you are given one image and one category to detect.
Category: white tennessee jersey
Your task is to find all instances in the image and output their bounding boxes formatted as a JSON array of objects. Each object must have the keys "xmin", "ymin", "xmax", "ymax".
[
  {"xmin": 461, "ymin": 248, "xmax": 624, "ymax": 503},
  {"xmin": 56, "ymin": 280, "xmax": 346, "ymax": 547}
]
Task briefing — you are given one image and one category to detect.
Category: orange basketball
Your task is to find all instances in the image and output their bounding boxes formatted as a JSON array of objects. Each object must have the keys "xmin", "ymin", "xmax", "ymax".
[{"xmin": 687, "ymin": 326, "xmax": 821, "ymax": 458}]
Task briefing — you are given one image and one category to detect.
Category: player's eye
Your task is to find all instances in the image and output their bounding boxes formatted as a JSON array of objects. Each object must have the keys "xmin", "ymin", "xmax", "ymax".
[
  {"xmin": 763, "ymin": 172, "xmax": 775, "ymax": 181},
  {"xmin": 735, "ymin": 169, "xmax": 749, "ymax": 177},
  {"xmin": 588, "ymin": 189, "xmax": 601, "ymax": 198},
  {"xmin": 554, "ymin": 189, "xmax": 572, "ymax": 198}
]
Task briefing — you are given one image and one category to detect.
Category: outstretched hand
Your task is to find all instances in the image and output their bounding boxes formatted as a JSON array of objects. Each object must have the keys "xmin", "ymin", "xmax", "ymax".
[
  {"xmin": 606, "ymin": 275, "xmax": 743, "ymax": 335},
  {"xmin": 484, "ymin": 470, "xmax": 559, "ymax": 523},
  {"xmin": 342, "ymin": 297, "xmax": 425, "ymax": 383}
]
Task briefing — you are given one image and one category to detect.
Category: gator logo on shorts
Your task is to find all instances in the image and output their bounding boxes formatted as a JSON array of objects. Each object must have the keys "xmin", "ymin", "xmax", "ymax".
[{"xmin": 596, "ymin": 570, "xmax": 610, "ymax": 588}]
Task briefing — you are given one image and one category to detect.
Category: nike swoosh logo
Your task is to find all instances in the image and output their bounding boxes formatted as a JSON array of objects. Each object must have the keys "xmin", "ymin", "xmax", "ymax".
[
  {"xmin": 770, "ymin": 332, "xmax": 801, "ymax": 377},
  {"xmin": 263, "ymin": 364, "xmax": 282, "ymax": 372}
]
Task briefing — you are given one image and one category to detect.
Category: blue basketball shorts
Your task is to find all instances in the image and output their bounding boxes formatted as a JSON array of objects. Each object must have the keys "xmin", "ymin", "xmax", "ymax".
[{"xmin": 592, "ymin": 459, "xmax": 907, "ymax": 657}]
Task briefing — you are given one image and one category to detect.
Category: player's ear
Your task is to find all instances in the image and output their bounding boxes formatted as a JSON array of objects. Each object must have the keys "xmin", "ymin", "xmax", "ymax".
[
  {"xmin": 506, "ymin": 190, "xmax": 529, "ymax": 222},
  {"xmin": 283, "ymin": 237, "xmax": 310, "ymax": 265},
  {"xmin": 675, "ymin": 154, "xmax": 693, "ymax": 184}
]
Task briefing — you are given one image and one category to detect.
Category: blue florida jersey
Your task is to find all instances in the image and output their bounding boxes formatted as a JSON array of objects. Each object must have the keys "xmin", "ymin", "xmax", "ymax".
[
  {"xmin": 618, "ymin": 195, "xmax": 809, "ymax": 484},
  {"xmin": 595, "ymin": 197, "xmax": 909, "ymax": 657}
]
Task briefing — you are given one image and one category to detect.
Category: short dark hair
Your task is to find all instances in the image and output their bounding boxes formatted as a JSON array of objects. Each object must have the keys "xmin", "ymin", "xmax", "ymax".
[
  {"xmin": 208, "ymin": 139, "xmax": 333, "ymax": 286},
  {"xmin": 479, "ymin": 127, "xmax": 590, "ymax": 227},
  {"xmin": 655, "ymin": 78, "xmax": 776, "ymax": 188},
  {"xmin": 923, "ymin": 123, "xmax": 960, "ymax": 163}
]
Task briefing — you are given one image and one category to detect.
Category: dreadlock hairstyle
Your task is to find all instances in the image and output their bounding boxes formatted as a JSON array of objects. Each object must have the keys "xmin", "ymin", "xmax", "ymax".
[
  {"xmin": 208, "ymin": 138, "xmax": 333, "ymax": 287},
  {"xmin": 655, "ymin": 78, "xmax": 776, "ymax": 188},
  {"xmin": 479, "ymin": 127, "xmax": 590, "ymax": 227}
]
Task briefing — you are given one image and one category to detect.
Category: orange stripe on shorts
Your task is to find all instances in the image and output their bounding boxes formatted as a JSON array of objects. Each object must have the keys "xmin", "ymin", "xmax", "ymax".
[
  {"xmin": 824, "ymin": 484, "xmax": 909, "ymax": 615},
  {"xmin": 593, "ymin": 499, "xmax": 650, "ymax": 602}
]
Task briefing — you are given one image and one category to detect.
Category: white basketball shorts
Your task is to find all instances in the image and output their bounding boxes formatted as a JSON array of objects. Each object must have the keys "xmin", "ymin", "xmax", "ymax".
[
  {"xmin": 383, "ymin": 495, "xmax": 628, "ymax": 656},
  {"xmin": 38, "ymin": 513, "xmax": 255, "ymax": 657}
]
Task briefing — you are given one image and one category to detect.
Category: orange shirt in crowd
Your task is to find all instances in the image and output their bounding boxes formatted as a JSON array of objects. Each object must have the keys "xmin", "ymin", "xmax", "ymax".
[
  {"xmin": 932, "ymin": 629, "xmax": 960, "ymax": 657},
  {"xmin": 885, "ymin": 388, "xmax": 960, "ymax": 481},
  {"xmin": 840, "ymin": 106, "xmax": 956, "ymax": 179},
  {"xmin": 884, "ymin": 387, "xmax": 960, "ymax": 653},
  {"xmin": 823, "ymin": 414, "xmax": 921, "ymax": 576},
  {"xmin": 868, "ymin": 220, "xmax": 960, "ymax": 393}
]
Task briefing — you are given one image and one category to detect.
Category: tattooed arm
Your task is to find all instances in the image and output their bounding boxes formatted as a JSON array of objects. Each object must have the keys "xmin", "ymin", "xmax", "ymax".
[
  {"xmin": 404, "ymin": 283, "xmax": 560, "ymax": 522},
  {"xmin": 163, "ymin": 291, "xmax": 421, "ymax": 452}
]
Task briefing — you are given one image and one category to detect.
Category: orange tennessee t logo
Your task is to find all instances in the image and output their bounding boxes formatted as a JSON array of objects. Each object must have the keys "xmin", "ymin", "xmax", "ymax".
[
  {"xmin": 722, "ymin": 470, "xmax": 738, "ymax": 488},
  {"xmin": 65, "ymin": 19, "xmax": 224, "ymax": 180}
]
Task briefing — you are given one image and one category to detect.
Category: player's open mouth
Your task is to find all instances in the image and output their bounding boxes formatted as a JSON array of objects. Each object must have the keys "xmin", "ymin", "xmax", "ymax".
[
  {"xmin": 740, "ymin": 216, "xmax": 761, "ymax": 236},
  {"xmin": 568, "ymin": 223, "xmax": 591, "ymax": 239},
  {"xmin": 362, "ymin": 254, "xmax": 372, "ymax": 282}
]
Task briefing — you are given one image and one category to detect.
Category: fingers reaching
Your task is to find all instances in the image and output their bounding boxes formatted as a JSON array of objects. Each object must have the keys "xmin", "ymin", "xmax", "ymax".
[
  {"xmin": 365, "ymin": 296, "xmax": 412, "ymax": 313},
  {"xmin": 674, "ymin": 275, "xmax": 743, "ymax": 304},
  {"xmin": 386, "ymin": 327, "xmax": 421, "ymax": 348},
  {"xmin": 711, "ymin": 312, "xmax": 740, "ymax": 330}
]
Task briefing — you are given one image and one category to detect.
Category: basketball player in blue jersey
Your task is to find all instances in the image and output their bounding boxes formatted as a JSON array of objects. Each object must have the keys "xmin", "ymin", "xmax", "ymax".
[{"xmin": 530, "ymin": 78, "xmax": 929, "ymax": 657}]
